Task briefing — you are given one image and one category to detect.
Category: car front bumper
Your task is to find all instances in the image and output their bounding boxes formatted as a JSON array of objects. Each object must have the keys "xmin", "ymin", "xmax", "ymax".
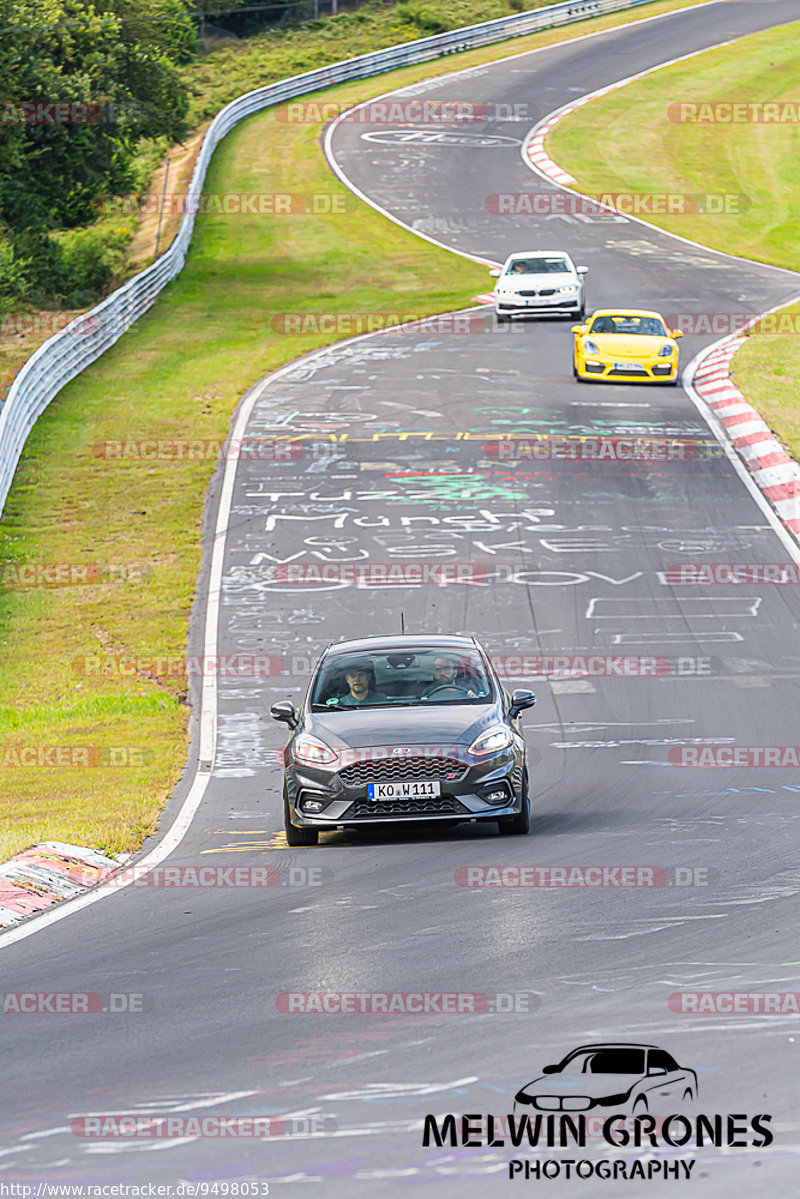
[
  {"xmin": 577, "ymin": 359, "xmax": 678, "ymax": 381},
  {"xmin": 284, "ymin": 750, "xmax": 526, "ymax": 828}
]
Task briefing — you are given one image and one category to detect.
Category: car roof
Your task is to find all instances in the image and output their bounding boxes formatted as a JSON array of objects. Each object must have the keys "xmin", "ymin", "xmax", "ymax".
[
  {"xmin": 322, "ymin": 634, "xmax": 480, "ymax": 657},
  {"xmin": 561, "ymin": 1043, "xmax": 660, "ymax": 1053},
  {"xmin": 587, "ymin": 308, "xmax": 666, "ymax": 320},
  {"xmin": 503, "ymin": 249, "xmax": 573, "ymax": 259}
]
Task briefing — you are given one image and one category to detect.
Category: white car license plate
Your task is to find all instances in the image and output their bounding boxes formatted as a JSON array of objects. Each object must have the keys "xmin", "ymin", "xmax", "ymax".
[
  {"xmin": 367, "ymin": 780, "xmax": 441, "ymax": 800},
  {"xmin": 616, "ymin": 361, "xmax": 645, "ymax": 370}
]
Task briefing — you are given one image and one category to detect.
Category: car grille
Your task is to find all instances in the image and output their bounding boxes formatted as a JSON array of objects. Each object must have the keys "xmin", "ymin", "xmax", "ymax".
[
  {"xmin": 517, "ymin": 289, "xmax": 538, "ymax": 297},
  {"xmin": 339, "ymin": 756, "xmax": 467, "ymax": 785},
  {"xmin": 349, "ymin": 796, "xmax": 468, "ymax": 818}
]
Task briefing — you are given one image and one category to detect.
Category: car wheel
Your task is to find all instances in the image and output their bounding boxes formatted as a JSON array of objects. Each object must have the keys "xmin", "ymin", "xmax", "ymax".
[
  {"xmin": 284, "ymin": 791, "xmax": 319, "ymax": 846},
  {"xmin": 632, "ymin": 1096, "xmax": 648, "ymax": 1115},
  {"xmin": 498, "ymin": 768, "xmax": 530, "ymax": 835},
  {"xmin": 572, "ymin": 356, "xmax": 578, "ymax": 378},
  {"xmin": 496, "ymin": 311, "xmax": 510, "ymax": 323}
]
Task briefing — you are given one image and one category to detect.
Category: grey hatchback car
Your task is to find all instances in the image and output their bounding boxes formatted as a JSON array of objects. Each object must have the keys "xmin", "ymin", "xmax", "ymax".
[{"xmin": 271, "ymin": 634, "xmax": 536, "ymax": 845}]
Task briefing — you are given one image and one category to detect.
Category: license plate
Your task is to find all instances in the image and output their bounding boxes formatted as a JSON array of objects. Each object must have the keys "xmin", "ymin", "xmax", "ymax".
[
  {"xmin": 616, "ymin": 361, "xmax": 645, "ymax": 370},
  {"xmin": 367, "ymin": 780, "xmax": 441, "ymax": 800}
]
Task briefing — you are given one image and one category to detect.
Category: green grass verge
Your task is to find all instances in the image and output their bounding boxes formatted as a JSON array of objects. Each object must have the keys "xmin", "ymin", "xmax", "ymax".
[
  {"xmin": 546, "ymin": 20, "xmax": 800, "ymax": 459},
  {"xmin": 0, "ymin": 0, "xmax": 716, "ymax": 860}
]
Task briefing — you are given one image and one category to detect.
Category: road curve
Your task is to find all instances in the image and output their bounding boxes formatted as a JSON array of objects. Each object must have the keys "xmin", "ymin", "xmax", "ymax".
[{"xmin": 4, "ymin": 2, "xmax": 800, "ymax": 1195}]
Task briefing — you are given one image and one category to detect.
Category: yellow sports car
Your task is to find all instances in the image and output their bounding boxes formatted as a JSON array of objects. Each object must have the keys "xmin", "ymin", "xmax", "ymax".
[{"xmin": 571, "ymin": 309, "xmax": 683, "ymax": 384}]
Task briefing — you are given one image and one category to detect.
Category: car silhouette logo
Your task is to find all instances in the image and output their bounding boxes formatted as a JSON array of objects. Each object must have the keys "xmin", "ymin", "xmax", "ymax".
[{"xmin": 514, "ymin": 1043, "xmax": 698, "ymax": 1116}]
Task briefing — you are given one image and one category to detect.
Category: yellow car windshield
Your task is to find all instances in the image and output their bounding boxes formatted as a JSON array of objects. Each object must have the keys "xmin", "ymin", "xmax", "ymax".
[{"xmin": 590, "ymin": 316, "xmax": 666, "ymax": 336}]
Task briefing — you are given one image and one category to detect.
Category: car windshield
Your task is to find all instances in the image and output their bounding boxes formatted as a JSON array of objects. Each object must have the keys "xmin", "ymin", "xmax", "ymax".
[
  {"xmin": 563, "ymin": 1049, "xmax": 646, "ymax": 1075},
  {"xmin": 505, "ymin": 256, "xmax": 570, "ymax": 275},
  {"xmin": 589, "ymin": 314, "xmax": 666, "ymax": 336},
  {"xmin": 310, "ymin": 647, "xmax": 493, "ymax": 710}
]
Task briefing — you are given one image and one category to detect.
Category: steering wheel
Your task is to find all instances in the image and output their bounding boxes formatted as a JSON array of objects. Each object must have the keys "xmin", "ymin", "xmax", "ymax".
[{"xmin": 423, "ymin": 684, "xmax": 471, "ymax": 699}]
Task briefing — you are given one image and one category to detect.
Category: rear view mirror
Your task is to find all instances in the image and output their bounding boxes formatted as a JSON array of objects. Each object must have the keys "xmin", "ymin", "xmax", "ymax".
[
  {"xmin": 671, "ymin": 329, "xmax": 684, "ymax": 338},
  {"xmin": 271, "ymin": 700, "xmax": 298, "ymax": 728},
  {"xmin": 489, "ymin": 267, "xmax": 501, "ymax": 277},
  {"xmin": 576, "ymin": 266, "xmax": 589, "ymax": 275},
  {"xmin": 571, "ymin": 325, "xmax": 586, "ymax": 334},
  {"xmin": 510, "ymin": 689, "xmax": 536, "ymax": 718}
]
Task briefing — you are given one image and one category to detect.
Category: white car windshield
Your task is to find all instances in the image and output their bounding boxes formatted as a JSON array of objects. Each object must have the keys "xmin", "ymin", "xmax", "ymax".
[{"xmin": 506, "ymin": 257, "xmax": 570, "ymax": 275}]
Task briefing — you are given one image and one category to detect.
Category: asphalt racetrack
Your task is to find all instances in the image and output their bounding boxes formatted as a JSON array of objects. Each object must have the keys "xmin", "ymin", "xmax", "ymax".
[{"xmin": 4, "ymin": 1, "xmax": 800, "ymax": 1194}]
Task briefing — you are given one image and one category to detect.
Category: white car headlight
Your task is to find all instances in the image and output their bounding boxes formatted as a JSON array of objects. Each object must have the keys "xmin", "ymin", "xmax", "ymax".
[
  {"xmin": 556, "ymin": 285, "xmax": 578, "ymax": 294},
  {"xmin": 658, "ymin": 343, "xmax": 675, "ymax": 357},
  {"xmin": 468, "ymin": 726, "xmax": 513, "ymax": 756},
  {"xmin": 293, "ymin": 734, "xmax": 337, "ymax": 765},
  {"xmin": 583, "ymin": 339, "xmax": 600, "ymax": 356}
]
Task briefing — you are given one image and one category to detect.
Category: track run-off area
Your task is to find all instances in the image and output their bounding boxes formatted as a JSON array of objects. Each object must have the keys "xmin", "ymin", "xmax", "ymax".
[{"xmin": 4, "ymin": 1, "xmax": 800, "ymax": 1194}]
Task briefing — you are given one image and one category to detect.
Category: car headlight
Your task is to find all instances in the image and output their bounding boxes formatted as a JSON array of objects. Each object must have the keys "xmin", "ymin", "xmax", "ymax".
[
  {"xmin": 658, "ymin": 343, "xmax": 675, "ymax": 357},
  {"xmin": 556, "ymin": 285, "xmax": 577, "ymax": 294},
  {"xmin": 293, "ymin": 734, "xmax": 337, "ymax": 765},
  {"xmin": 468, "ymin": 726, "xmax": 513, "ymax": 756},
  {"xmin": 583, "ymin": 339, "xmax": 600, "ymax": 356}
]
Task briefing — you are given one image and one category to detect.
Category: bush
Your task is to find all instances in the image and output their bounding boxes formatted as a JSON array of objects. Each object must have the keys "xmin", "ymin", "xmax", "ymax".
[
  {"xmin": 49, "ymin": 221, "xmax": 134, "ymax": 308},
  {"xmin": 0, "ymin": 235, "xmax": 35, "ymax": 313},
  {"xmin": 395, "ymin": 3, "xmax": 450, "ymax": 33}
]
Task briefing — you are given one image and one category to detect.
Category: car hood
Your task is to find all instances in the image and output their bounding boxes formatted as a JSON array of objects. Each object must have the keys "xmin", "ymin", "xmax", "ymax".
[
  {"xmin": 306, "ymin": 704, "xmax": 498, "ymax": 750},
  {"xmin": 495, "ymin": 272, "xmax": 577, "ymax": 292},
  {"xmin": 582, "ymin": 334, "xmax": 672, "ymax": 356},
  {"xmin": 517, "ymin": 1071, "xmax": 641, "ymax": 1101}
]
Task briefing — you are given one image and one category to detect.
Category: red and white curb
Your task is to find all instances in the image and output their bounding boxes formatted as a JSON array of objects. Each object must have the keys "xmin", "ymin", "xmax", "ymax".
[
  {"xmin": 0, "ymin": 842, "xmax": 126, "ymax": 928},
  {"xmin": 693, "ymin": 340, "xmax": 800, "ymax": 537}
]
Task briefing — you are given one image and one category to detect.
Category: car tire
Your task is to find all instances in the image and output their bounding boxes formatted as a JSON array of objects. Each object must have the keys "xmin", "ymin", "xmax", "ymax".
[
  {"xmin": 572, "ymin": 356, "xmax": 578, "ymax": 378},
  {"xmin": 496, "ymin": 311, "xmax": 510, "ymax": 323},
  {"xmin": 284, "ymin": 792, "xmax": 319, "ymax": 846},
  {"xmin": 498, "ymin": 769, "xmax": 530, "ymax": 835}
]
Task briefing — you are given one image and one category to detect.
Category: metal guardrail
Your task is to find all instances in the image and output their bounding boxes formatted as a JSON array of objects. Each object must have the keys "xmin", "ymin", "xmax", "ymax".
[{"xmin": 0, "ymin": 0, "xmax": 655, "ymax": 512}]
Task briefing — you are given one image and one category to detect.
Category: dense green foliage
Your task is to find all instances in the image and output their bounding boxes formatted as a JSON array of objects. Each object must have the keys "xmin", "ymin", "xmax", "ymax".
[{"xmin": 0, "ymin": 0, "xmax": 196, "ymax": 308}]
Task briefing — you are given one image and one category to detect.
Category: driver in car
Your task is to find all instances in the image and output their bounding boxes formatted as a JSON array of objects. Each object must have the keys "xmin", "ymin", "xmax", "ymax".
[
  {"xmin": 420, "ymin": 655, "xmax": 476, "ymax": 699},
  {"xmin": 336, "ymin": 660, "xmax": 391, "ymax": 707}
]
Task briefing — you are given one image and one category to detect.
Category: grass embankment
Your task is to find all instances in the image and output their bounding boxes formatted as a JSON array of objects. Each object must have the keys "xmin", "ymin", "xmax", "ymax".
[
  {"xmin": 546, "ymin": 20, "xmax": 800, "ymax": 460},
  {"xmin": 0, "ymin": 0, "xmax": 716, "ymax": 860}
]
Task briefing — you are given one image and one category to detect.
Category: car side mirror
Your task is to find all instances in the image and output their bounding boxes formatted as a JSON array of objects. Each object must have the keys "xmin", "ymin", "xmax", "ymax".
[
  {"xmin": 542, "ymin": 1064, "xmax": 558, "ymax": 1074},
  {"xmin": 576, "ymin": 266, "xmax": 589, "ymax": 274},
  {"xmin": 509, "ymin": 689, "xmax": 536, "ymax": 718},
  {"xmin": 489, "ymin": 267, "xmax": 501, "ymax": 277},
  {"xmin": 570, "ymin": 325, "xmax": 586, "ymax": 334},
  {"xmin": 648, "ymin": 1066, "xmax": 667, "ymax": 1076},
  {"xmin": 670, "ymin": 329, "xmax": 684, "ymax": 338},
  {"xmin": 271, "ymin": 700, "xmax": 299, "ymax": 729}
]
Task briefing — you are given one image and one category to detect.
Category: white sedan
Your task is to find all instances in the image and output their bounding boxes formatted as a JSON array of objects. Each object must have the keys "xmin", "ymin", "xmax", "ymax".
[{"xmin": 490, "ymin": 250, "xmax": 587, "ymax": 321}]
